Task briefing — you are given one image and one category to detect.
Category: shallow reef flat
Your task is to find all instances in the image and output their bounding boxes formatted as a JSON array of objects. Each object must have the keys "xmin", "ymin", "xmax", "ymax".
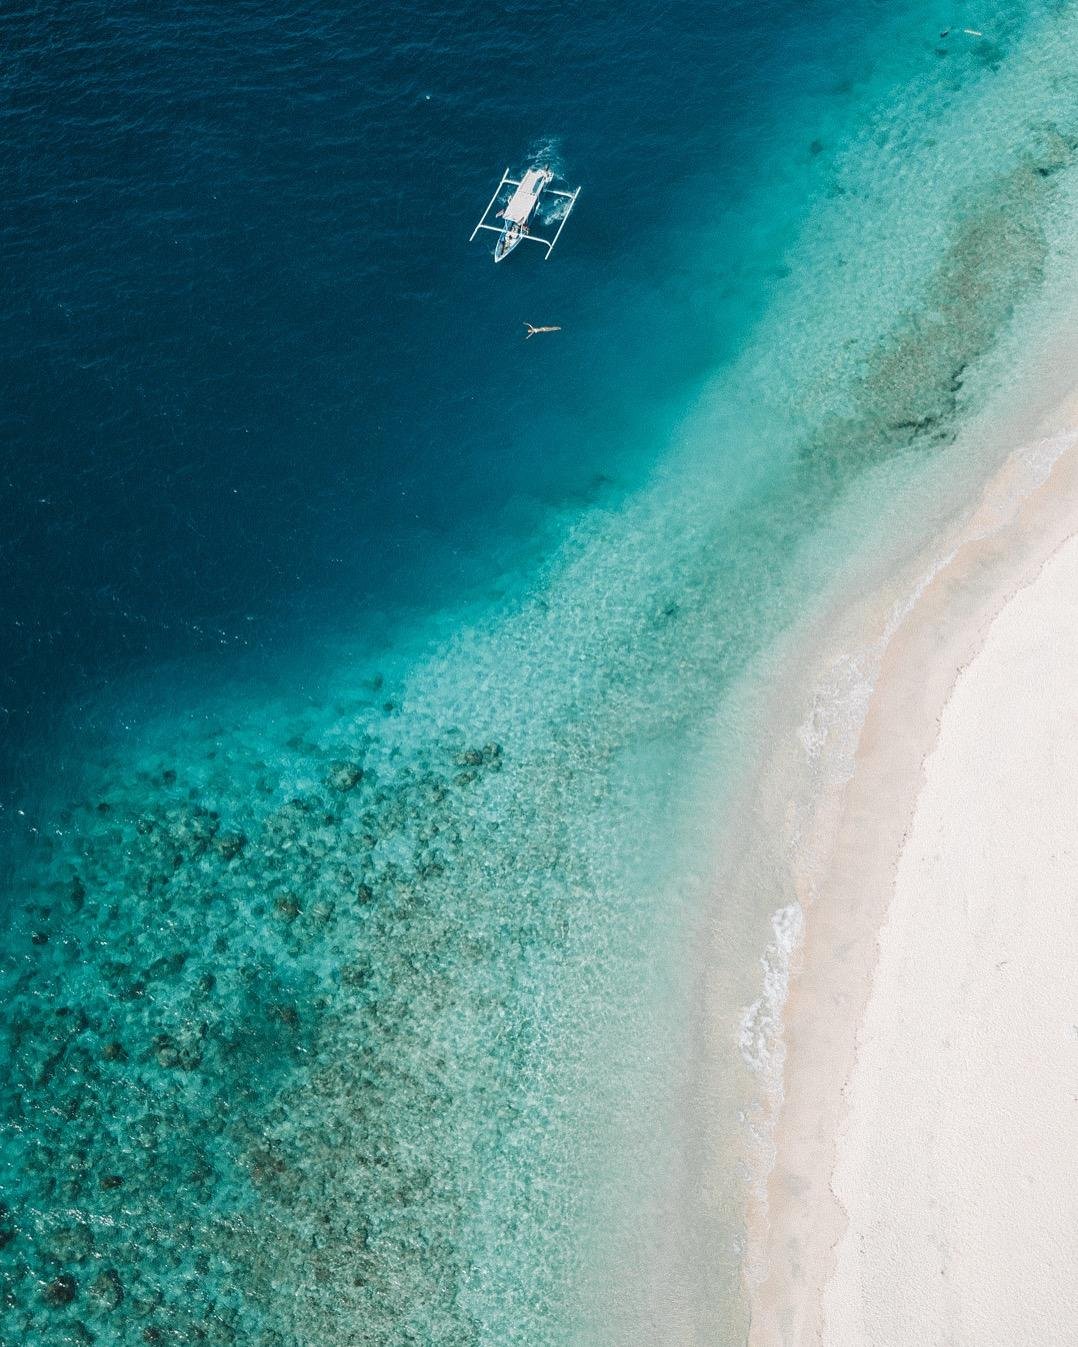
[
  {"xmin": 1, "ymin": 698, "xmax": 606, "ymax": 1345},
  {"xmin": 2, "ymin": 618, "xmax": 728, "ymax": 1347}
]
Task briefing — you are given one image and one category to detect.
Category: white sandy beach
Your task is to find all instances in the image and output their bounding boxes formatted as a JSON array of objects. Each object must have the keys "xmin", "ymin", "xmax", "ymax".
[
  {"xmin": 823, "ymin": 531, "xmax": 1078, "ymax": 1345},
  {"xmin": 745, "ymin": 425, "xmax": 1078, "ymax": 1345}
]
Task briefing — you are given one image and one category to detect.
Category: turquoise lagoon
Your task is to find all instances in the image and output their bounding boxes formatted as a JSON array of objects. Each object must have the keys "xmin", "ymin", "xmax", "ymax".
[{"xmin": 5, "ymin": 4, "xmax": 1078, "ymax": 1345}]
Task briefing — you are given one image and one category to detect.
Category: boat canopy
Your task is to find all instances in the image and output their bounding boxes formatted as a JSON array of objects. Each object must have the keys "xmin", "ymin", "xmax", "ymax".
[{"xmin": 502, "ymin": 169, "xmax": 551, "ymax": 224}]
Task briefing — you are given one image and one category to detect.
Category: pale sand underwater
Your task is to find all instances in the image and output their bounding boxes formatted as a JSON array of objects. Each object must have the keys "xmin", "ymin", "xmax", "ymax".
[{"xmin": 744, "ymin": 391, "xmax": 1078, "ymax": 1345}]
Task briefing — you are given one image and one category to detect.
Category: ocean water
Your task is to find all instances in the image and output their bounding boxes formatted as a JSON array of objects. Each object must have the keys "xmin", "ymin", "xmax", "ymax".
[{"xmin": 4, "ymin": 2, "xmax": 1078, "ymax": 1344}]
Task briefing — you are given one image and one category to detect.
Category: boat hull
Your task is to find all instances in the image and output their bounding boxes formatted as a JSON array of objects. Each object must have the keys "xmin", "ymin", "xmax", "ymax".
[{"xmin": 494, "ymin": 225, "xmax": 523, "ymax": 262}]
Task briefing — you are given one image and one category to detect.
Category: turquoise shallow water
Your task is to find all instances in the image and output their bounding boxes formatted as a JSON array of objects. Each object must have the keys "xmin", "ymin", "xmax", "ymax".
[{"xmin": 6, "ymin": 3, "xmax": 1078, "ymax": 1345}]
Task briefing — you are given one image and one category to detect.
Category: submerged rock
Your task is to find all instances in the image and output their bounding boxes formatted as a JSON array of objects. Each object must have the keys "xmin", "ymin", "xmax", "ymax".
[
  {"xmin": 455, "ymin": 742, "xmax": 503, "ymax": 770},
  {"xmin": 152, "ymin": 1025, "xmax": 205, "ymax": 1071},
  {"xmin": 42, "ymin": 1274, "xmax": 77, "ymax": 1306},
  {"xmin": 215, "ymin": 832, "xmax": 247, "ymax": 861},
  {"xmin": 249, "ymin": 1146, "xmax": 287, "ymax": 1186},
  {"xmin": 326, "ymin": 762, "xmax": 364, "ymax": 792},
  {"xmin": 143, "ymin": 952, "xmax": 187, "ymax": 983},
  {"xmin": 273, "ymin": 894, "xmax": 301, "ymax": 922},
  {"xmin": 153, "ymin": 1035, "xmax": 181, "ymax": 1069},
  {"xmin": 88, "ymin": 1269, "xmax": 123, "ymax": 1311},
  {"xmin": 1031, "ymin": 124, "xmax": 1076, "ymax": 177},
  {"xmin": 61, "ymin": 876, "xmax": 87, "ymax": 914},
  {"xmin": 51, "ymin": 1222, "xmax": 94, "ymax": 1260}
]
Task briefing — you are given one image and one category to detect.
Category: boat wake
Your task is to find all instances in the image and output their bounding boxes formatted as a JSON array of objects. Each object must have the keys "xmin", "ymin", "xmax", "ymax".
[
  {"xmin": 525, "ymin": 134, "xmax": 564, "ymax": 177},
  {"xmin": 538, "ymin": 193, "xmax": 572, "ymax": 226}
]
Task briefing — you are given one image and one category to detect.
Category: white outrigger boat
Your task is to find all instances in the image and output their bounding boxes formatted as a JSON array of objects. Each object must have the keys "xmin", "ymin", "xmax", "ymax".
[{"xmin": 470, "ymin": 166, "xmax": 581, "ymax": 262}]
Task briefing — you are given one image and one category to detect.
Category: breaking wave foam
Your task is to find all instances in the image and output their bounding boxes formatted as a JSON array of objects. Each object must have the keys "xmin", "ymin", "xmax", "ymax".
[{"xmin": 738, "ymin": 902, "xmax": 803, "ymax": 1086}]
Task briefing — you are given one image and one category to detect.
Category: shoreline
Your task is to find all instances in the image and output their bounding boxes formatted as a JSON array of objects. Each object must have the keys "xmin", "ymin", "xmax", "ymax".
[{"xmin": 741, "ymin": 386, "xmax": 1078, "ymax": 1342}]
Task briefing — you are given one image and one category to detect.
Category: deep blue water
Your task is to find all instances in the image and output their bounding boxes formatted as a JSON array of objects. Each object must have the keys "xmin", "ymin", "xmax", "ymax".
[{"xmin": 2, "ymin": 0, "xmax": 892, "ymax": 801}]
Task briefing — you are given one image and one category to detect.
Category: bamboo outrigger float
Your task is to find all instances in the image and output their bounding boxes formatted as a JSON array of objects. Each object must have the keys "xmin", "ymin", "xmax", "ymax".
[{"xmin": 470, "ymin": 166, "xmax": 581, "ymax": 262}]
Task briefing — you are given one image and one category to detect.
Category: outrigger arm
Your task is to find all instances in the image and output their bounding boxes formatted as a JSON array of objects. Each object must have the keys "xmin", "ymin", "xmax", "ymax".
[
  {"xmin": 469, "ymin": 168, "xmax": 517, "ymax": 242},
  {"xmin": 539, "ymin": 185, "xmax": 581, "ymax": 259}
]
